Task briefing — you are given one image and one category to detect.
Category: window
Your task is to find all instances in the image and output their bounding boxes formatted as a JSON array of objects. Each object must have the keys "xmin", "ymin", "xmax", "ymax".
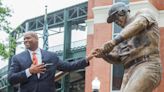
[
  {"xmin": 111, "ymin": 0, "xmax": 129, "ymax": 91},
  {"xmin": 112, "ymin": 22, "xmax": 124, "ymax": 91}
]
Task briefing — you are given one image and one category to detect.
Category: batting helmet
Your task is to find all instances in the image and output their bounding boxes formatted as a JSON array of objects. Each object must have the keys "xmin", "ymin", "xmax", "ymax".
[{"xmin": 107, "ymin": 2, "xmax": 130, "ymax": 23}]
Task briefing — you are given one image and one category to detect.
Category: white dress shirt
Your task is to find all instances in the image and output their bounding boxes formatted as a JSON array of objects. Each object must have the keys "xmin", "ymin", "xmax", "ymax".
[{"xmin": 25, "ymin": 48, "xmax": 42, "ymax": 78}]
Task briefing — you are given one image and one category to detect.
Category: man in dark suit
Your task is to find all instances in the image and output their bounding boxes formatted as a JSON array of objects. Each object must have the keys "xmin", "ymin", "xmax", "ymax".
[{"xmin": 8, "ymin": 31, "xmax": 93, "ymax": 92}]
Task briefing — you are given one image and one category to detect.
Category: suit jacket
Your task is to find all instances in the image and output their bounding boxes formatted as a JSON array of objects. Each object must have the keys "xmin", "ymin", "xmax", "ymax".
[{"xmin": 8, "ymin": 49, "xmax": 89, "ymax": 92}]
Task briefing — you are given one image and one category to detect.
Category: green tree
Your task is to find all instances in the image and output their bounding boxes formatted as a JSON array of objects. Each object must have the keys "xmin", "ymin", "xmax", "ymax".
[{"xmin": 0, "ymin": 0, "xmax": 13, "ymax": 59}]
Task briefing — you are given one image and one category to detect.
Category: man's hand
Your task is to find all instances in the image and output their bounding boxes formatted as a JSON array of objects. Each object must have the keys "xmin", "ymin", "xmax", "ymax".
[
  {"xmin": 85, "ymin": 54, "xmax": 94, "ymax": 64},
  {"xmin": 103, "ymin": 40, "xmax": 116, "ymax": 53},
  {"xmin": 86, "ymin": 54, "xmax": 94, "ymax": 61},
  {"xmin": 29, "ymin": 63, "xmax": 46, "ymax": 74}
]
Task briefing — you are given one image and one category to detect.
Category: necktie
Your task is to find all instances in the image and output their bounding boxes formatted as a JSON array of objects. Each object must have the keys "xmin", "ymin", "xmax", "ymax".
[
  {"xmin": 32, "ymin": 52, "xmax": 38, "ymax": 65},
  {"xmin": 32, "ymin": 51, "xmax": 40, "ymax": 78}
]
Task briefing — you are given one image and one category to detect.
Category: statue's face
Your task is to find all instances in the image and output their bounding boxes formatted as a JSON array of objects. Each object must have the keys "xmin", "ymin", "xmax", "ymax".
[{"xmin": 114, "ymin": 15, "xmax": 127, "ymax": 28}]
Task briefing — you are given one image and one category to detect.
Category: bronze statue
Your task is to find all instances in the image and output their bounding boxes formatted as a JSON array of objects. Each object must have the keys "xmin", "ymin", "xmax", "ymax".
[{"xmin": 93, "ymin": 2, "xmax": 162, "ymax": 92}]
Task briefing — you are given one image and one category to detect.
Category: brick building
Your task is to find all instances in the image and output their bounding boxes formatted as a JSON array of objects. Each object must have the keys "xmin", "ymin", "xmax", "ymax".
[{"xmin": 85, "ymin": 0, "xmax": 164, "ymax": 92}]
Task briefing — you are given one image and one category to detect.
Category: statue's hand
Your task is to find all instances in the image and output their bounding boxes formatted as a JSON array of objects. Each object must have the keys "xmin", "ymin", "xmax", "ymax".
[
  {"xmin": 92, "ymin": 48, "xmax": 105, "ymax": 58},
  {"xmin": 103, "ymin": 40, "xmax": 116, "ymax": 53}
]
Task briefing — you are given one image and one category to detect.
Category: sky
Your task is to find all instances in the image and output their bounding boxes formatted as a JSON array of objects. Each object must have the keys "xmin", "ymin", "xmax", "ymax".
[
  {"xmin": 1, "ymin": 0, "xmax": 88, "ymax": 43},
  {"xmin": 3, "ymin": 0, "xmax": 88, "ymax": 28},
  {"xmin": 0, "ymin": 0, "xmax": 88, "ymax": 68}
]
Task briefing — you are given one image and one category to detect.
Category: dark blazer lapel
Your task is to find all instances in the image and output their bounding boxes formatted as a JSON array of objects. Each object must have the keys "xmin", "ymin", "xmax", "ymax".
[
  {"xmin": 40, "ymin": 49, "xmax": 47, "ymax": 79},
  {"xmin": 24, "ymin": 50, "xmax": 33, "ymax": 67},
  {"xmin": 40, "ymin": 49, "xmax": 46, "ymax": 63}
]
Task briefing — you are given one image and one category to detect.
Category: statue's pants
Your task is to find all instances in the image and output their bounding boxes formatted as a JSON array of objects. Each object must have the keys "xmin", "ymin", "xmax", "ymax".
[{"xmin": 121, "ymin": 54, "xmax": 162, "ymax": 92}]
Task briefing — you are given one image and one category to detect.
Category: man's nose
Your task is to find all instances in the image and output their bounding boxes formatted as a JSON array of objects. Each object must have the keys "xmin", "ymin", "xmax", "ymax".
[{"xmin": 24, "ymin": 39, "xmax": 28, "ymax": 43}]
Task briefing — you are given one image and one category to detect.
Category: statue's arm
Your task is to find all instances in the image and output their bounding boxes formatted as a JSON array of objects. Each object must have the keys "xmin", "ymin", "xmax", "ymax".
[
  {"xmin": 101, "ymin": 52, "xmax": 121, "ymax": 64},
  {"xmin": 113, "ymin": 16, "xmax": 149, "ymax": 46},
  {"xmin": 119, "ymin": 16, "xmax": 149, "ymax": 41}
]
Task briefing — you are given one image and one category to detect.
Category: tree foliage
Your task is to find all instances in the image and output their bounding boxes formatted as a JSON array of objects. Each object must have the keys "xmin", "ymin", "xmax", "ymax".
[
  {"xmin": 0, "ymin": 0, "xmax": 11, "ymax": 33},
  {"xmin": 0, "ymin": 0, "xmax": 14, "ymax": 59},
  {"xmin": 0, "ymin": 43, "xmax": 8, "ymax": 59},
  {"xmin": 8, "ymin": 34, "xmax": 16, "ymax": 57}
]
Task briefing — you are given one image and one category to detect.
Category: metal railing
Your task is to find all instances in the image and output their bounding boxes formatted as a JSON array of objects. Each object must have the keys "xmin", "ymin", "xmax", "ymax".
[
  {"xmin": 48, "ymin": 39, "xmax": 86, "ymax": 52},
  {"xmin": 0, "ymin": 74, "xmax": 9, "ymax": 90}
]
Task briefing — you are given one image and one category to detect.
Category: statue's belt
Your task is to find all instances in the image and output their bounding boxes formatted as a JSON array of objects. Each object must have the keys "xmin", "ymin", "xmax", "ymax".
[
  {"xmin": 124, "ymin": 49, "xmax": 159, "ymax": 69},
  {"xmin": 124, "ymin": 55, "xmax": 150, "ymax": 69}
]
